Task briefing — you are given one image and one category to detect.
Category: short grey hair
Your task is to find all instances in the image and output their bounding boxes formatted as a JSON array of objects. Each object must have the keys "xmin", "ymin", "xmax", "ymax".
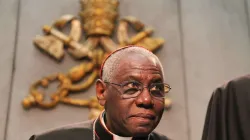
[{"xmin": 101, "ymin": 46, "xmax": 164, "ymax": 82}]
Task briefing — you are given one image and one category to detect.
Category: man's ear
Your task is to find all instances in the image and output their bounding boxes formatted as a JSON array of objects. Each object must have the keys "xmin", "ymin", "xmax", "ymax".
[{"xmin": 96, "ymin": 79, "xmax": 107, "ymax": 106}]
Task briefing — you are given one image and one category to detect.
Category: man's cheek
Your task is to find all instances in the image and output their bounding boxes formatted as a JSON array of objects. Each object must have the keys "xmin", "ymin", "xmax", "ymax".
[{"xmin": 155, "ymin": 102, "xmax": 165, "ymax": 110}]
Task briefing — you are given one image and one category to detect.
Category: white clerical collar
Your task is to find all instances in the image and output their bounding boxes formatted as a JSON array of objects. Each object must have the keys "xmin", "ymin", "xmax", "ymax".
[{"xmin": 100, "ymin": 111, "xmax": 150, "ymax": 140}]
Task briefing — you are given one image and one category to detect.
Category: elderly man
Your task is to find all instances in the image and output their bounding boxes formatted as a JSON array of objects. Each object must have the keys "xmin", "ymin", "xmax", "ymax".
[{"xmin": 29, "ymin": 46, "xmax": 170, "ymax": 140}]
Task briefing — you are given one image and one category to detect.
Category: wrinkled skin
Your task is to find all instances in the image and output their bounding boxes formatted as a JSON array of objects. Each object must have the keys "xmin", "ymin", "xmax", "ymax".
[{"xmin": 96, "ymin": 52, "xmax": 165, "ymax": 137}]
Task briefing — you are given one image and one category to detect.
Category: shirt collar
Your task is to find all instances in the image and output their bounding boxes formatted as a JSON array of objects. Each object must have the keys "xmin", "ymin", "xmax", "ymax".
[{"xmin": 94, "ymin": 111, "xmax": 150, "ymax": 140}]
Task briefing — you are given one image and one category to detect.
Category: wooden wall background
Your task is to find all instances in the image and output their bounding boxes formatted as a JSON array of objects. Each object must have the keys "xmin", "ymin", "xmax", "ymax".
[{"xmin": 1, "ymin": 0, "xmax": 250, "ymax": 140}]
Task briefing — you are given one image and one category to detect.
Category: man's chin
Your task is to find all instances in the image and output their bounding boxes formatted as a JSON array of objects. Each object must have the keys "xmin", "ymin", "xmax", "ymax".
[
  {"xmin": 125, "ymin": 119, "xmax": 157, "ymax": 136},
  {"xmin": 130, "ymin": 127, "xmax": 153, "ymax": 137}
]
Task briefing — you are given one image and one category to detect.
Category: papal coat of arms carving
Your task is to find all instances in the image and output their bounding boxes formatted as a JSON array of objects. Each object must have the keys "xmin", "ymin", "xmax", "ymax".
[{"xmin": 22, "ymin": 0, "xmax": 172, "ymax": 119}]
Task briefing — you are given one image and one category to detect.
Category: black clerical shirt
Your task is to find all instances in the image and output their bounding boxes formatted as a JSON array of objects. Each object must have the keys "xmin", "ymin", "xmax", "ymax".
[{"xmin": 29, "ymin": 111, "xmax": 169, "ymax": 140}]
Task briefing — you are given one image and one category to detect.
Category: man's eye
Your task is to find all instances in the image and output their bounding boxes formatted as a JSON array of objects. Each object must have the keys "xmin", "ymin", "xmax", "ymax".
[
  {"xmin": 150, "ymin": 84, "xmax": 165, "ymax": 97},
  {"xmin": 124, "ymin": 88, "xmax": 139, "ymax": 95},
  {"xmin": 122, "ymin": 82, "xmax": 140, "ymax": 94},
  {"xmin": 150, "ymin": 84, "xmax": 164, "ymax": 91},
  {"xmin": 128, "ymin": 83, "xmax": 136, "ymax": 88},
  {"xmin": 123, "ymin": 82, "xmax": 140, "ymax": 89}
]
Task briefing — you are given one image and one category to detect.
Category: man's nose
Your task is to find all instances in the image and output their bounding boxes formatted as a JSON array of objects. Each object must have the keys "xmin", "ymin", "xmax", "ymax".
[{"xmin": 135, "ymin": 88, "xmax": 154, "ymax": 108}]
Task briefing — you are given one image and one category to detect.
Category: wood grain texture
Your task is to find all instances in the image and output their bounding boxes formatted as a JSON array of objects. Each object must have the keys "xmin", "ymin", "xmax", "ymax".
[
  {"xmin": 180, "ymin": 0, "xmax": 250, "ymax": 139},
  {"xmin": 0, "ymin": 0, "xmax": 19, "ymax": 139}
]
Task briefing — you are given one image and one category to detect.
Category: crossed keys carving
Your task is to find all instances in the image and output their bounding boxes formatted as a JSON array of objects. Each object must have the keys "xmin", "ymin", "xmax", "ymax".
[{"xmin": 22, "ymin": 0, "xmax": 172, "ymax": 119}]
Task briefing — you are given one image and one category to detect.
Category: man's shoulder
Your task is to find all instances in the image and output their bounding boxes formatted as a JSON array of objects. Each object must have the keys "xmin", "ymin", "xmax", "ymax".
[
  {"xmin": 151, "ymin": 131, "xmax": 170, "ymax": 140},
  {"xmin": 222, "ymin": 74, "xmax": 250, "ymax": 89},
  {"xmin": 29, "ymin": 120, "xmax": 94, "ymax": 140}
]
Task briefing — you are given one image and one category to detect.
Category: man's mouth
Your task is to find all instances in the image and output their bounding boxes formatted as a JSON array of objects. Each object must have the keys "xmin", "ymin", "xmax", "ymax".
[{"xmin": 130, "ymin": 113, "xmax": 156, "ymax": 120}]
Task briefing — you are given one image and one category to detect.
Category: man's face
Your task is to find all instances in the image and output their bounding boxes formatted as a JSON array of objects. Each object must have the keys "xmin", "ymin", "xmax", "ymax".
[{"xmin": 102, "ymin": 53, "xmax": 165, "ymax": 137}]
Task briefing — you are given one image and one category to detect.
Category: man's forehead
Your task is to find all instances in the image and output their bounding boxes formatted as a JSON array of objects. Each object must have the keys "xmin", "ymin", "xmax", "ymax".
[
  {"xmin": 119, "ymin": 52, "xmax": 161, "ymax": 68},
  {"xmin": 113, "ymin": 54, "xmax": 163, "ymax": 80}
]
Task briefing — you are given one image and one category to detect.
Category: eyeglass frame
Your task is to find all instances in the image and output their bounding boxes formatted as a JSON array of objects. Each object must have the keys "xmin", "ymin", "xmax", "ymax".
[{"xmin": 103, "ymin": 80, "xmax": 171, "ymax": 99}]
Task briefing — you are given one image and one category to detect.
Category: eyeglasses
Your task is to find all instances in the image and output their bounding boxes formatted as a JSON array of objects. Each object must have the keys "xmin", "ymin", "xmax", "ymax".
[{"xmin": 104, "ymin": 80, "xmax": 171, "ymax": 99}]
